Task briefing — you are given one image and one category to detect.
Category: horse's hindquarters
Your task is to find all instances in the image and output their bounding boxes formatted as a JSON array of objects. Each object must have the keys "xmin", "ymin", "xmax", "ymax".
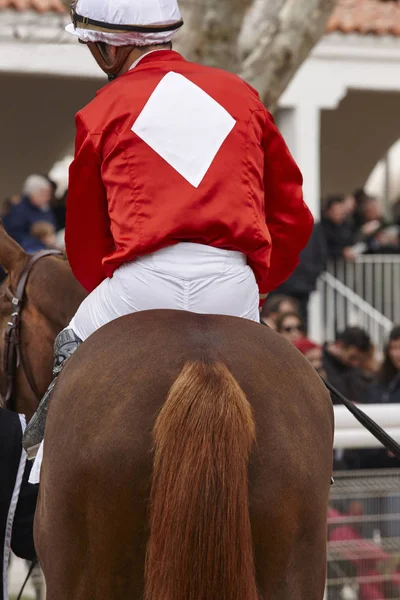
[{"xmin": 34, "ymin": 312, "xmax": 334, "ymax": 600}]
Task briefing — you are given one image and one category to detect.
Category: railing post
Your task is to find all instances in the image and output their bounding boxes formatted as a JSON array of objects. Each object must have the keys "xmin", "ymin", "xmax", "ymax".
[{"xmin": 308, "ymin": 289, "xmax": 323, "ymax": 343}]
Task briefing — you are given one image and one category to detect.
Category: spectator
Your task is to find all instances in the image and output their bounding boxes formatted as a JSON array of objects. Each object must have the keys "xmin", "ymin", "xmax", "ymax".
[
  {"xmin": 359, "ymin": 343, "xmax": 380, "ymax": 380},
  {"xmin": 260, "ymin": 294, "xmax": 299, "ymax": 329},
  {"xmin": 359, "ymin": 196, "xmax": 383, "ymax": 228},
  {"xmin": 352, "ymin": 195, "xmax": 385, "ymax": 242},
  {"xmin": 276, "ymin": 194, "xmax": 353, "ymax": 327},
  {"xmin": 352, "ymin": 189, "xmax": 377, "ymax": 234},
  {"xmin": 347, "ymin": 327, "xmax": 400, "ymax": 468},
  {"xmin": 343, "ymin": 193, "xmax": 356, "ymax": 217},
  {"xmin": 320, "ymin": 194, "xmax": 355, "ymax": 259},
  {"xmin": 0, "ymin": 195, "xmax": 21, "ymax": 219},
  {"xmin": 51, "ymin": 189, "xmax": 67, "ymax": 232},
  {"xmin": 0, "ymin": 408, "xmax": 38, "ymax": 600},
  {"xmin": 276, "ymin": 312, "xmax": 305, "ymax": 343},
  {"xmin": 323, "ymin": 327, "xmax": 373, "ymax": 404},
  {"xmin": 292, "ymin": 338, "xmax": 326, "ymax": 378},
  {"xmin": 30, "ymin": 221, "xmax": 58, "ymax": 250},
  {"xmin": 3, "ymin": 175, "xmax": 57, "ymax": 254},
  {"xmin": 344, "ymin": 328, "xmax": 400, "ymax": 531},
  {"xmin": 367, "ymin": 325, "xmax": 400, "ymax": 408},
  {"xmin": 393, "ymin": 196, "xmax": 400, "ymax": 226},
  {"xmin": 365, "ymin": 224, "xmax": 400, "ymax": 255}
]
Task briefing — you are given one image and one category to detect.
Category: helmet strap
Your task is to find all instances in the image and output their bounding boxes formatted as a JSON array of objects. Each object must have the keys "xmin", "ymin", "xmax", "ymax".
[{"xmin": 87, "ymin": 42, "xmax": 135, "ymax": 78}]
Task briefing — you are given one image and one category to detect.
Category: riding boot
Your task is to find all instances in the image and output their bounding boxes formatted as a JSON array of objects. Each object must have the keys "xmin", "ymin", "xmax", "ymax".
[{"xmin": 22, "ymin": 328, "xmax": 82, "ymax": 459}]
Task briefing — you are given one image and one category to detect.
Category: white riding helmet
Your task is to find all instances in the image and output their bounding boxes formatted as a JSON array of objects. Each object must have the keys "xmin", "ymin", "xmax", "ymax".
[{"xmin": 66, "ymin": 0, "xmax": 183, "ymax": 47}]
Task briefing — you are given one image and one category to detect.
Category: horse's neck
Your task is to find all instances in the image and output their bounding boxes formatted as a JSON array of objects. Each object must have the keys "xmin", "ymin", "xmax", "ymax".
[
  {"xmin": 31, "ymin": 258, "xmax": 87, "ymax": 332},
  {"xmin": 15, "ymin": 259, "xmax": 87, "ymax": 419}
]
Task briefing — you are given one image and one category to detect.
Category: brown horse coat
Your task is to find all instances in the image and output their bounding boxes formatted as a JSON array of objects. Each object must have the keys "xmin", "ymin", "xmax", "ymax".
[
  {"xmin": 0, "ymin": 224, "xmax": 85, "ymax": 418},
  {"xmin": 35, "ymin": 309, "xmax": 334, "ymax": 600}
]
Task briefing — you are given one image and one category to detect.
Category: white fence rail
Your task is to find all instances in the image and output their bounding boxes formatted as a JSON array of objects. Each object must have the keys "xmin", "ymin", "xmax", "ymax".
[{"xmin": 334, "ymin": 404, "xmax": 400, "ymax": 450}]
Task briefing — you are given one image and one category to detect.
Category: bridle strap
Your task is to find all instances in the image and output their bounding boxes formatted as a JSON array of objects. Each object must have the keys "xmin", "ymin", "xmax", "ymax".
[
  {"xmin": 86, "ymin": 42, "xmax": 135, "ymax": 76},
  {"xmin": 3, "ymin": 249, "xmax": 63, "ymax": 408}
]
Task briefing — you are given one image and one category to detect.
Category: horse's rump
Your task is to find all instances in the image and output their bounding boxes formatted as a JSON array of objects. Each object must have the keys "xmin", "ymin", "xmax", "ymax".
[{"xmin": 35, "ymin": 310, "xmax": 334, "ymax": 600}]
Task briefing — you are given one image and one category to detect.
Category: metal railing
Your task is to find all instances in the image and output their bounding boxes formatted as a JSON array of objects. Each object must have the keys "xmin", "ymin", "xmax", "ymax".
[
  {"xmin": 317, "ymin": 271, "xmax": 393, "ymax": 352},
  {"xmin": 327, "ymin": 469, "xmax": 400, "ymax": 600},
  {"xmin": 325, "ymin": 405, "xmax": 400, "ymax": 599},
  {"xmin": 326, "ymin": 255, "xmax": 400, "ymax": 325}
]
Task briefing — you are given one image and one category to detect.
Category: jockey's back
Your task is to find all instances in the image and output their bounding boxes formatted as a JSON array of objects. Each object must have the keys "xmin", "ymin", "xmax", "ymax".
[
  {"xmin": 67, "ymin": 49, "xmax": 312, "ymax": 296},
  {"xmin": 23, "ymin": 0, "xmax": 314, "ymax": 459}
]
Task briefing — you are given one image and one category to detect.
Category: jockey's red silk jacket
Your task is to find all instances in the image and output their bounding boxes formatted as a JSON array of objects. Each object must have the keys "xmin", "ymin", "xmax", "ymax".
[{"xmin": 66, "ymin": 50, "xmax": 313, "ymax": 297}]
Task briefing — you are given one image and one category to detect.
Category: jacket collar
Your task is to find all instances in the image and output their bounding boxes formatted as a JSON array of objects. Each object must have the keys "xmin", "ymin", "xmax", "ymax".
[
  {"xmin": 124, "ymin": 50, "xmax": 185, "ymax": 77},
  {"xmin": 129, "ymin": 49, "xmax": 177, "ymax": 71}
]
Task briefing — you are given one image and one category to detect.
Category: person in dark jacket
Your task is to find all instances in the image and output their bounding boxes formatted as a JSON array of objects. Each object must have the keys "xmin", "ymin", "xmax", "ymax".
[
  {"xmin": 350, "ymin": 326, "xmax": 400, "ymax": 472},
  {"xmin": 343, "ymin": 328, "xmax": 400, "ymax": 533},
  {"xmin": 276, "ymin": 195, "xmax": 353, "ymax": 327},
  {"xmin": 368, "ymin": 326, "xmax": 400, "ymax": 405},
  {"xmin": 323, "ymin": 326, "xmax": 373, "ymax": 404},
  {"xmin": 0, "ymin": 408, "xmax": 38, "ymax": 600},
  {"xmin": 364, "ymin": 224, "xmax": 400, "ymax": 255},
  {"xmin": 3, "ymin": 175, "xmax": 56, "ymax": 254}
]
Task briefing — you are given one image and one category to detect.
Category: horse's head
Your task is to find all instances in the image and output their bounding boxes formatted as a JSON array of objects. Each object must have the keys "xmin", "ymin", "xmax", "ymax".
[{"xmin": 0, "ymin": 222, "xmax": 86, "ymax": 419}]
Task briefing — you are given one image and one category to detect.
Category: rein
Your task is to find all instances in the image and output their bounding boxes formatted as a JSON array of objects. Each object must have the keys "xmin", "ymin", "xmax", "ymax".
[
  {"xmin": 323, "ymin": 376, "xmax": 400, "ymax": 459},
  {"xmin": 3, "ymin": 249, "xmax": 63, "ymax": 409},
  {"xmin": 260, "ymin": 320, "xmax": 400, "ymax": 460}
]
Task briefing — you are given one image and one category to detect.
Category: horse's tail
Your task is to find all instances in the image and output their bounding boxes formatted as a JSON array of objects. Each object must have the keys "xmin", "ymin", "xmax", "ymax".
[{"xmin": 145, "ymin": 359, "xmax": 258, "ymax": 600}]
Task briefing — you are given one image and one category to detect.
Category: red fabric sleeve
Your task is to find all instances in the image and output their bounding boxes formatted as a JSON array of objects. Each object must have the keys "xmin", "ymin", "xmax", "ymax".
[
  {"xmin": 263, "ymin": 111, "xmax": 314, "ymax": 292},
  {"xmin": 65, "ymin": 114, "xmax": 114, "ymax": 293}
]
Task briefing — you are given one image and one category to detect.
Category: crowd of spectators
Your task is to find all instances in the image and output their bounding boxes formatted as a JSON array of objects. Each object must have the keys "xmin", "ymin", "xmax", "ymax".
[
  {"xmin": 0, "ymin": 173, "xmax": 66, "ymax": 282},
  {"xmin": 263, "ymin": 192, "xmax": 400, "ymax": 599},
  {"xmin": 276, "ymin": 189, "xmax": 400, "ymax": 327},
  {"xmin": 261, "ymin": 292, "xmax": 400, "ymax": 598},
  {"xmin": 1, "ymin": 173, "xmax": 66, "ymax": 254},
  {"xmin": 261, "ymin": 294, "xmax": 400, "ymax": 471}
]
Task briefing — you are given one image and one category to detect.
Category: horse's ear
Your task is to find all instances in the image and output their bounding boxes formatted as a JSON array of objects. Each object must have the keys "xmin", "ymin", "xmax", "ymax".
[{"xmin": 0, "ymin": 220, "xmax": 27, "ymax": 274}]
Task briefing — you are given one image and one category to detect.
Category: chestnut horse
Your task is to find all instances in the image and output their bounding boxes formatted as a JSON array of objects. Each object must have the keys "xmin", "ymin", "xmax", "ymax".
[
  {"xmin": 0, "ymin": 225, "xmax": 334, "ymax": 600},
  {"xmin": 0, "ymin": 225, "xmax": 86, "ymax": 419}
]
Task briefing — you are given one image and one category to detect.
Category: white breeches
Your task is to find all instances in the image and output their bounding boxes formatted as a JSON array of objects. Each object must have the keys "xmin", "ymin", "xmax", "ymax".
[{"xmin": 69, "ymin": 242, "xmax": 260, "ymax": 341}]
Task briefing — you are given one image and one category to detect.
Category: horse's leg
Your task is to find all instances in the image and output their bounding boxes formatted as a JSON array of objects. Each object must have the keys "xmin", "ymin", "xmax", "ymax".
[
  {"xmin": 249, "ymin": 392, "xmax": 332, "ymax": 600},
  {"xmin": 35, "ymin": 427, "xmax": 151, "ymax": 599},
  {"xmin": 253, "ymin": 510, "xmax": 328, "ymax": 599},
  {"xmin": 252, "ymin": 488, "xmax": 326, "ymax": 600}
]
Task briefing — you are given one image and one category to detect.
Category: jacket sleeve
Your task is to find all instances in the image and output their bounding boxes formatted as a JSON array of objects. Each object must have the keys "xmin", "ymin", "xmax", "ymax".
[
  {"xmin": 263, "ymin": 111, "xmax": 314, "ymax": 292},
  {"xmin": 66, "ymin": 113, "xmax": 114, "ymax": 293}
]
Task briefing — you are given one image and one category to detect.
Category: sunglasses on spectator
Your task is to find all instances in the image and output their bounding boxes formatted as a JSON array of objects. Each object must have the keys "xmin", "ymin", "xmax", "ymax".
[{"xmin": 282, "ymin": 324, "xmax": 304, "ymax": 333}]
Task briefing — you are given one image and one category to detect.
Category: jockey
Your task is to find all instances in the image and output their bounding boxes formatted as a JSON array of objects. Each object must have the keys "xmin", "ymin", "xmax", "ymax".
[{"xmin": 23, "ymin": 0, "xmax": 313, "ymax": 457}]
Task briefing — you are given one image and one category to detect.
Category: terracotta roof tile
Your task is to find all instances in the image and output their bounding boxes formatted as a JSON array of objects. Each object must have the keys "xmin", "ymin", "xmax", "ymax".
[
  {"xmin": 327, "ymin": 0, "xmax": 400, "ymax": 36},
  {"xmin": 1, "ymin": 0, "xmax": 399, "ymax": 35},
  {"xmin": 0, "ymin": 0, "xmax": 66, "ymax": 13}
]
